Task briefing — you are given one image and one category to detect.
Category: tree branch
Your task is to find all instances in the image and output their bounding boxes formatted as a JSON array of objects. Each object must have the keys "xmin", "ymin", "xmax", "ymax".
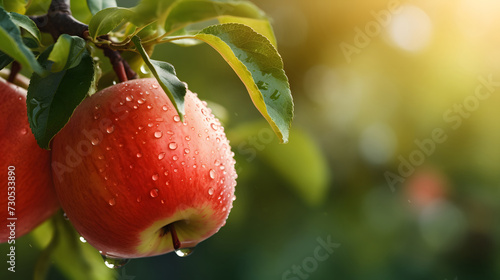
[{"xmin": 29, "ymin": 0, "xmax": 137, "ymax": 82}]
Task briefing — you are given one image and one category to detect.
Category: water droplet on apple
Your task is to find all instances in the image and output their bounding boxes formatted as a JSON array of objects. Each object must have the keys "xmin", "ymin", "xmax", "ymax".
[
  {"xmin": 137, "ymin": 98, "xmax": 145, "ymax": 104},
  {"xmin": 147, "ymin": 105, "xmax": 152, "ymax": 109},
  {"xmin": 161, "ymin": 199, "xmax": 165, "ymax": 204},
  {"xmin": 148, "ymin": 123, "xmax": 153, "ymax": 127},
  {"xmin": 125, "ymin": 96, "xmax": 133, "ymax": 102},
  {"xmin": 102, "ymin": 255, "xmax": 130, "ymax": 269},
  {"xmin": 152, "ymin": 83, "xmax": 159, "ymax": 89},
  {"xmin": 210, "ymin": 123, "xmax": 218, "ymax": 131},
  {"xmin": 154, "ymin": 131, "xmax": 163, "ymax": 139},
  {"xmin": 106, "ymin": 125, "xmax": 115, "ymax": 134},
  {"xmin": 173, "ymin": 115, "xmax": 181, "ymax": 122},
  {"xmin": 201, "ymin": 108, "xmax": 207, "ymax": 116},
  {"xmin": 20, "ymin": 128, "xmax": 27, "ymax": 135},
  {"xmin": 93, "ymin": 112, "xmax": 100, "ymax": 120},
  {"xmin": 208, "ymin": 188, "xmax": 214, "ymax": 195},
  {"xmin": 91, "ymin": 137, "xmax": 100, "ymax": 146},
  {"xmin": 108, "ymin": 198, "xmax": 116, "ymax": 206},
  {"xmin": 209, "ymin": 169, "xmax": 216, "ymax": 179},
  {"xmin": 175, "ymin": 247, "xmax": 195, "ymax": 257},
  {"xmin": 79, "ymin": 236, "xmax": 87, "ymax": 243},
  {"xmin": 136, "ymin": 196, "xmax": 142, "ymax": 202},
  {"xmin": 152, "ymin": 173, "xmax": 159, "ymax": 181},
  {"xmin": 164, "ymin": 171, "xmax": 169, "ymax": 176},
  {"xmin": 158, "ymin": 152, "xmax": 166, "ymax": 160},
  {"xmin": 185, "ymin": 136, "xmax": 191, "ymax": 141},
  {"xmin": 162, "ymin": 105, "xmax": 168, "ymax": 111},
  {"xmin": 184, "ymin": 148, "xmax": 190, "ymax": 154},
  {"xmin": 136, "ymin": 153, "xmax": 142, "ymax": 158},
  {"xmin": 168, "ymin": 142, "xmax": 178, "ymax": 150},
  {"xmin": 150, "ymin": 188, "xmax": 159, "ymax": 198}
]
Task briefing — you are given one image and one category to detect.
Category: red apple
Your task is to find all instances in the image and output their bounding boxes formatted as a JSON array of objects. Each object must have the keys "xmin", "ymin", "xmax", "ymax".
[
  {"xmin": 0, "ymin": 78, "xmax": 59, "ymax": 243},
  {"xmin": 51, "ymin": 78, "xmax": 237, "ymax": 258}
]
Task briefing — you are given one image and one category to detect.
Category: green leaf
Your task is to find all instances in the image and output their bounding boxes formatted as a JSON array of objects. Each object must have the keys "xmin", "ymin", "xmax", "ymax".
[
  {"xmin": 87, "ymin": 0, "xmax": 117, "ymax": 15},
  {"xmin": 0, "ymin": 50, "xmax": 13, "ymax": 70},
  {"xmin": 164, "ymin": 0, "xmax": 266, "ymax": 34},
  {"xmin": 27, "ymin": 45, "xmax": 95, "ymax": 149},
  {"xmin": 10, "ymin": 12, "xmax": 42, "ymax": 43},
  {"xmin": 88, "ymin": 7, "xmax": 134, "ymax": 39},
  {"xmin": 218, "ymin": 15, "xmax": 276, "ymax": 47},
  {"xmin": 30, "ymin": 213, "xmax": 117, "ymax": 280},
  {"xmin": 228, "ymin": 122, "xmax": 330, "ymax": 206},
  {"xmin": 188, "ymin": 23, "xmax": 293, "ymax": 143},
  {"xmin": 47, "ymin": 34, "xmax": 86, "ymax": 72},
  {"xmin": 132, "ymin": 35, "xmax": 186, "ymax": 118},
  {"xmin": 3, "ymin": 0, "xmax": 25, "ymax": 14},
  {"xmin": 0, "ymin": 7, "xmax": 44, "ymax": 74},
  {"xmin": 132, "ymin": 0, "xmax": 176, "ymax": 27}
]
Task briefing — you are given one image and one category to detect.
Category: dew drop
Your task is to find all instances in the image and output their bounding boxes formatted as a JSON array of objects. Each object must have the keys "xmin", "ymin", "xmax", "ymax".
[
  {"xmin": 148, "ymin": 123, "xmax": 154, "ymax": 127},
  {"xmin": 93, "ymin": 113, "xmax": 100, "ymax": 120},
  {"xmin": 168, "ymin": 142, "xmax": 178, "ymax": 150},
  {"xmin": 164, "ymin": 171, "xmax": 169, "ymax": 176},
  {"xmin": 102, "ymin": 255, "xmax": 130, "ymax": 269},
  {"xmin": 136, "ymin": 153, "xmax": 142, "ymax": 158},
  {"xmin": 173, "ymin": 115, "xmax": 181, "ymax": 122},
  {"xmin": 208, "ymin": 188, "xmax": 214, "ymax": 195},
  {"xmin": 147, "ymin": 105, "xmax": 152, "ymax": 109},
  {"xmin": 166, "ymin": 130, "xmax": 174, "ymax": 135},
  {"xmin": 161, "ymin": 199, "xmax": 165, "ymax": 204},
  {"xmin": 154, "ymin": 131, "xmax": 163, "ymax": 139},
  {"xmin": 210, "ymin": 123, "xmax": 218, "ymax": 131},
  {"xmin": 162, "ymin": 105, "xmax": 168, "ymax": 111},
  {"xmin": 108, "ymin": 198, "xmax": 116, "ymax": 206},
  {"xmin": 20, "ymin": 128, "xmax": 27, "ymax": 135},
  {"xmin": 136, "ymin": 196, "xmax": 142, "ymax": 203},
  {"xmin": 184, "ymin": 148, "xmax": 190, "ymax": 154},
  {"xmin": 125, "ymin": 96, "xmax": 133, "ymax": 102},
  {"xmin": 137, "ymin": 98, "xmax": 145, "ymax": 104},
  {"xmin": 106, "ymin": 125, "xmax": 115, "ymax": 134},
  {"xmin": 152, "ymin": 83, "xmax": 159, "ymax": 89},
  {"xmin": 152, "ymin": 173, "xmax": 159, "ymax": 181},
  {"xmin": 158, "ymin": 152, "xmax": 166, "ymax": 160},
  {"xmin": 185, "ymin": 136, "xmax": 191, "ymax": 141},
  {"xmin": 209, "ymin": 169, "xmax": 216, "ymax": 179},
  {"xmin": 79, "ymin": 236, "xmax": 87, "ymax": 243},
  {"xmin": 150, "ymin": 188, "xmax": 159, "ymax": 198},
  {"xmin": 91, "ymin": 137, "xmax": 100, "ymax": 146},
  {"xmin": 172, "ymin": 155, "xmax": 178, "ymax": 161},
  {"xmin": 175, "ymin": 247, "xmax": 195, "ymax": 257}
]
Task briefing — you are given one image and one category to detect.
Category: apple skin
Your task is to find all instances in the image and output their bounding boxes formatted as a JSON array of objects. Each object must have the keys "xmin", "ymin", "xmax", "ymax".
[
  {"xmin": 0, "ymin": 79, "xmax": 59, "ymax": 243},
  {"xmin": 51, "ymin": 78, "xmax": 237, "ymax": 258}
]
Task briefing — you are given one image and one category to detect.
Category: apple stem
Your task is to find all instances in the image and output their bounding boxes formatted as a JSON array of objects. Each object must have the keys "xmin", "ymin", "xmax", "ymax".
[
  {"xmin": 7, "ymin": 62, "xmax": 21, "ymax": 84},
  {"xmin": 167, "ymin": 224, "xmax": 182, "ymax": 250}
]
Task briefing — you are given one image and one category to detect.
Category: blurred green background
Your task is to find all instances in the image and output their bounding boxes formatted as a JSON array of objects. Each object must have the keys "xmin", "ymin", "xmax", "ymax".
[{"xmin": 5, "ymin": 0, "xmax": 500, "ymax": 279}]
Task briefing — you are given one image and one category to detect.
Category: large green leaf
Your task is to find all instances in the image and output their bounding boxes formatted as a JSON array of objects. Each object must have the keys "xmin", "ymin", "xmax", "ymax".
[
  {"xmin": 47, "ymin": 34, "xmax": 87, "ymax": 72},
  {"xmin": 10, "ymin": 12, "xmax": 42, "ymax": 43},
  {"xmin": 88, "ymin": 7, "xmax": 135, "ymax": 39},
  {"xmin": 132, "ymin": 35, "xmax": 186, "ymax": 118},
  {"xmin": 218, "ymin": 15, "xmax": 276, "ymax": 47},
  {"xmin": 0, "ymin": 7, "xmax": 44, "ymax": 74},
  {"xmin": 163, "ymin": 0, "xmax": 266, "ymax": 34},
  {"xmin": 176, "ymin": 23, "xmax": 293, "ymax": 143},
  {"xmin": 30, "ymin": 214, "xmax": 117, "ymax": 280},
  {"xmin": 87, "ymin": 0, "xmax": 117, "ymax": 15},
  {"xmin": 27, "ymin": 45, "xmax": 95, "ymax": 149}
]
